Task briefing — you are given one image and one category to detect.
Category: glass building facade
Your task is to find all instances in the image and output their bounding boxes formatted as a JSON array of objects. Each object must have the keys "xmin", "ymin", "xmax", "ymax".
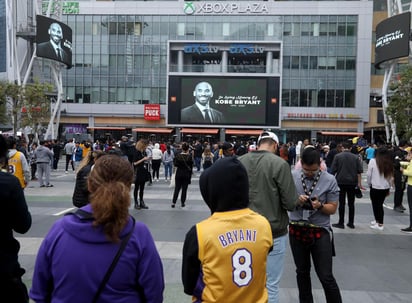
[
  {"xmin": 62, "ymin": 14, "xmax": 359, "ymax": 109},
  {"xmin": 24, "ymin": 0, "xmax": 373, "ymax": 141}
]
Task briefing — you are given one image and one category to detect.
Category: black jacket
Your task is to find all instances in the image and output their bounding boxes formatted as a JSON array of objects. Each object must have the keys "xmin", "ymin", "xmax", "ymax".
[
  {"xmin": 0, "ymin": 172, "xmax": 31, "ymax": 276},
  {"xmin": 133, "ymin": 150, "xmax": 150, "ymax": 183},
  {"xmin": 180, "ymin": 104, "xmax": 224, "ymax": 124},
  {"xmin": 72, "ymin": 164, "xmax": 93, "ymax": 207},
  {"xmin": 173, "ymin": 153, "xmax": 193, "ymax": 181},
  {"xmin": 331, "ymin": 150, "xmax": 363, "ymax": 185}
]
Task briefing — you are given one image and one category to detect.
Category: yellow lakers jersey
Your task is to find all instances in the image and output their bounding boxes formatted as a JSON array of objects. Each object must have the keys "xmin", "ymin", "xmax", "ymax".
[
  {"xmin": 195, "ymin": 208, "xmax": 273, "ymax": 303},
  {"xmin": 8, "ymin": 151, "xmax": 26, "ymax": 188}
]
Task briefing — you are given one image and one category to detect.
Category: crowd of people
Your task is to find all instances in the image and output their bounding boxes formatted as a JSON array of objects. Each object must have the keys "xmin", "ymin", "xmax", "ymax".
[{"xmin": 1, "ymin": 132, "xmax": 412, "ymax": 303}]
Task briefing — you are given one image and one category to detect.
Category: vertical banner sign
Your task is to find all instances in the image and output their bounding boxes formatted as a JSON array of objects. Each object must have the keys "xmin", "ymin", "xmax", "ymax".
[
  {"xmin": 375, "ymin": 12, "xmax": 411, "ymax": 69},
  {"xmin": 144, "ymin": 104, "xmax": 161, "ymax": 120}
]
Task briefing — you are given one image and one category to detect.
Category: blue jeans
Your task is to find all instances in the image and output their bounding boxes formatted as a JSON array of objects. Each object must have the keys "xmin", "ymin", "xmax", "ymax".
[
  {"xmin": 266, "ymin": 234, "xmax": 287, "ymax": 303},
  {"xmin": 164, "ymin": 162, "xmax": 173, "ymax": 179},
  {"xmin": 194, "ymin": 156, "xmax": 201, "ymax": 171}
]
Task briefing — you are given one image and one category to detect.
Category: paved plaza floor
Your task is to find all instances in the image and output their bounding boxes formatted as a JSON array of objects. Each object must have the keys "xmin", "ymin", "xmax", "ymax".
[{"xmin": 19, "ymin": 161, "xmax": 412, "ymax": 303}]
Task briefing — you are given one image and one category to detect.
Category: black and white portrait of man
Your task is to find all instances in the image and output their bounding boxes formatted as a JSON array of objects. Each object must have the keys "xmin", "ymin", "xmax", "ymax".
[
  {"xmin": 36, "ymin": 15, "xmax": 72, "ymax": 68},
  {"xmin": 180, "ymin": 81, "xmax": 225, "ymax": 124}
]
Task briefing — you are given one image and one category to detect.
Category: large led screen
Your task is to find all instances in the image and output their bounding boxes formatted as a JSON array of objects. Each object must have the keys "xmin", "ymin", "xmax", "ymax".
[
  {"xmin": 36, "ymin": 15, "xmax": 72, "ymax": 68},
  {"xmin": 168, "ymin": 76, "xmax": 280, "ymax": 127},
  {"xmin": 375, "ymin": 12, "xmax": 411, "ymax": 69}
]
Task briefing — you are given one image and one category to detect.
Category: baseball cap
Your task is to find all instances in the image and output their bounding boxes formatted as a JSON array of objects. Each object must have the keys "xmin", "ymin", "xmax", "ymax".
[{"xmin": 257, "ymin": 131, "xmax": 279, "ymax": 144}]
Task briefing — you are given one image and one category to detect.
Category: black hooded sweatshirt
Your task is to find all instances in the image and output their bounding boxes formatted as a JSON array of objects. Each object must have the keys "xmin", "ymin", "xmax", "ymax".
[{"xmin": 182, "ymin": 157, "xmax": 250, "ymax": 295}]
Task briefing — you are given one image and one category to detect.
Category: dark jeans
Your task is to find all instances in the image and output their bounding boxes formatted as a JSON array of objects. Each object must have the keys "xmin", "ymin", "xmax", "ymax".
[
  {"xmin": 30, "ymin": 163, "xmax": 37, "ymax": 179},
  {"xmin": 289, "ymin": 231, "xmax": 342, "ymax": 303},
  {"xmin": 172, "ymin": 175, "xmax": 190, "ymax": 204},
  {"xmin": 337, "ymin": 184, "xmax": 356, "ymax": 225},
  {"xmin": 370, "ymin": 187, "xmax": 389, "ymax": 224},
  {"xmin": 393, "ymin": 170, "xmax": 406, "ymax": 207},
  {"xmin": 65, "ymin": 154, "xmax": 74, "ymax": 171},
  {"xmin": 53, "ymin": 156, "xmax": 59, "ymax": 170}
]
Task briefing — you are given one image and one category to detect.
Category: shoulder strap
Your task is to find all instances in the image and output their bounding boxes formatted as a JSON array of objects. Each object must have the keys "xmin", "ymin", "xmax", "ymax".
[
  {"xmin": 69, "ymin": 208, "xmax": 94, "ymax": 220},
  {"xmin": 92, "ymin": 216, "xmax": 136, "ymax": 303}
]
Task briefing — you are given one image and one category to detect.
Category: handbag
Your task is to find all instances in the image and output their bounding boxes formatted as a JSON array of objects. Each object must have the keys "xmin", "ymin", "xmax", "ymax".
[{"xmin": 355, "ymin": 186, "xmax": 363, "ymax": 198}]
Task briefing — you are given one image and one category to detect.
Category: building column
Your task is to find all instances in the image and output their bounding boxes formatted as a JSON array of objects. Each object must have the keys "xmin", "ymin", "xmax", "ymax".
[
  {"xmin": 220, "ymin": 128, "xmax": 225, "ymax": 142},
  {"xmin": 281, "ymin": 130, "xmax": 287, "ymax": 144},
  {"xmin": 175, "ymin": 127, "xmax": 182, "ymax": 142},
  {"xmin": 222, "ymin": 50, "xmax": 228, "ymax": 73},
  {"xmin": 88, "ymin": 116, "xmax": 95, "ymax": 141},
  {"xmin": 357, "ymin": 120, "xmax": 364, "ymax": 133},
  {"xmin": 266, "ymin": 51, "xmax": 273, "ymax": 73},
  {"xmin": 178, "ymin": 50, "xmax": 184, "ymax": 72}
]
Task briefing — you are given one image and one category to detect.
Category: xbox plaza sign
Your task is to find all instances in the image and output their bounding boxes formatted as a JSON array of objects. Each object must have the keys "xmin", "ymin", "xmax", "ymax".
[{"xmin": 184, "ymin": 1, "xmax": 269, "ymax": 15}]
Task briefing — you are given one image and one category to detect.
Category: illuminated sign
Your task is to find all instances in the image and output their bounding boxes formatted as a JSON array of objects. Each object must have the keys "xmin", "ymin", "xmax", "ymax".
[
  {"xmin": 184, "ymin": 44, "xmax": 219, "ymax": 54},
  {"xmin": 183, "ymin": 43, "xmax": 264, "ymax": 55},
  {"xmin": 42, "ymin": 1, "xmax": 79, "ymax": 15},
  {"xmin": 376, "ymin": 30, "xmax": 405, "ymax": 48},
  {"xmin": 229, "ymin": 44, "xmax": 264, "ymax": 54},
  {"xmin": 168, "ymin": 75, "xmax": 280, "ymax": 128},
  {"xmin": 144, "ymin": 104, "xmax": 161, "ymax": 120},
  {"xmin": 375, "ymin": 12, "xmax": 411, "ymax": 69},
  {"xmin": 64, "ymin": 124, "xmax": 87, "ymax": 134},
  {"xmin": 285, "ymin": 113, "xmax": 361, "ymax": 120},
  {"xmin": 184, "ymin": 2, "xmax": 269, "ymax": 15}
]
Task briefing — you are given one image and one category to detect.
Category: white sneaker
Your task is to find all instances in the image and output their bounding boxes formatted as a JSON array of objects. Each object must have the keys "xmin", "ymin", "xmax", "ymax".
[
  {"xmin": 65, "ymin": 171, "xmax": 68, "ymax": 174},
  {"xmin": 370, "ymin": 224, "xmax": 384, "ymax": 231},
  {"xmin": 370, "ymin": 220, "xmax": 376, "ymax": 225}
]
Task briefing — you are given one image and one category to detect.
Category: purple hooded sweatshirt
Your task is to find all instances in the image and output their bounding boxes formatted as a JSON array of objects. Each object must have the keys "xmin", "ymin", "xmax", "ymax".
[{"xmin": 30, "ymin": 204, "xmax": 164, "ymax": 303}]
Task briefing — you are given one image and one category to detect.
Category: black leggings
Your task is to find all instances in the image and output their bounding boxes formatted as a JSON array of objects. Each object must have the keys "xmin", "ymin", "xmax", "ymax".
[
  {"xmin": 172, "ymin": 176, "xmax": 190, "ymax": 204},
  {"xmin": 134, "ymin": 180, "xmax": 146, "ymax": 203},
  {"xmin": 152, "ymin": 159, "xmax": 161, "ymax": 180},
  {"xmin": 370, "ymin": 187, "xmax": 389, "ymax": 224}
]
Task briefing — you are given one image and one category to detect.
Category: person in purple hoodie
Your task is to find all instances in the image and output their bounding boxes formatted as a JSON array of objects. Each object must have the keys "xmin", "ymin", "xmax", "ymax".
[{"xmin": 30, "ymin": 154, "xmax": 164, "ymax": 303}]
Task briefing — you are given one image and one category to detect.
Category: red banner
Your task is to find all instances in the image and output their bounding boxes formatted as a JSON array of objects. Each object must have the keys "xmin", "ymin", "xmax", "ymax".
[{"xmin": 144, "ymin": 104, "xmax": 160, "ymax": 120}]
